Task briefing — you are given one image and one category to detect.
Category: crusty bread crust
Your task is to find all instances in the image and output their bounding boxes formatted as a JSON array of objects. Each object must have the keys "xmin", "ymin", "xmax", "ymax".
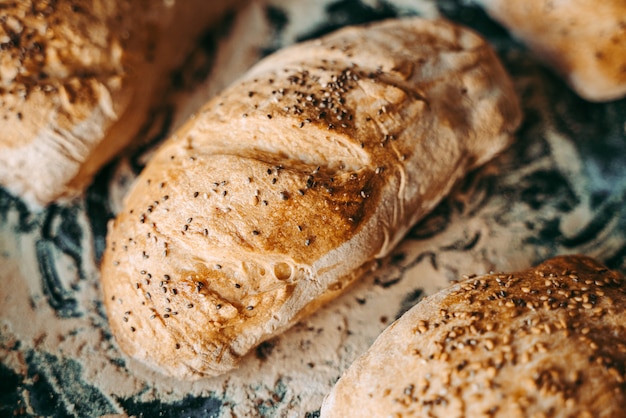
[
  {"xmin": 100, "ymin": 17, "xmax": 522, "ymax": 379},
  {"xmin": 0, "ymin": 0, "xmax": 235, "ymax": 207},
  {"xmin": 321, "ymin": 255, "xmax": 626, "ymax": 417},
  {"xmin": 476, "ymin": 0, "xmax": 626, "ymax": 102}
]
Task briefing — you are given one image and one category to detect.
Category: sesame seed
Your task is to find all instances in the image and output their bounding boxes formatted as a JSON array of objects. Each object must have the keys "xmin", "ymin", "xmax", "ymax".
[
  {"xmin": 484, "ymin": 339, "xmax": 495, "ymax": 351},
  {"xmin": 416, "ymin": 321, "xmax": 428, "ymax": 334}
]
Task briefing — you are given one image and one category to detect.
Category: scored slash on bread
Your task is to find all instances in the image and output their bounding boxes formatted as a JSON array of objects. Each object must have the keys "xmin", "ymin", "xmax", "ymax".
[
  {"xmin": 100, "ymin": 17, "xmax": 522, "ymax": 379},
  {"xmin": 321, "ymin": 255, "xmax": 626, "ymax": 417}
]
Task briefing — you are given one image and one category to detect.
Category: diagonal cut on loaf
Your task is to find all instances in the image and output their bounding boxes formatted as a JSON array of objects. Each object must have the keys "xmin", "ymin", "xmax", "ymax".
[{"xmin": 100, "ymin": 17, "xmax": 522, "ymax": 379}]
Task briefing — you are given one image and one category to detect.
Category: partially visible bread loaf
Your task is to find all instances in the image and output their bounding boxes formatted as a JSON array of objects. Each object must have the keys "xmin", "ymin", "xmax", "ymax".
[
  {"xmin": 0, "ymin": 0, "xmax": 236, "ymax": 207},
  {"xmin": 100, "ymin": 17, "xmax": 522, "ymax": 380},
  {"xmin": 475, "ymin": 0, "xmax": 626, "ymax": 102},
  {"xmin": 321, "ymin": 255, "xmax": 626, "ymax": 417}
]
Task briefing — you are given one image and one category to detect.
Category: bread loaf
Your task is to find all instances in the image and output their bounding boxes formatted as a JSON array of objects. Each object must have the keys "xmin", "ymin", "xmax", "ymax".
[
  {"xmin": 475, "ymin": 0, "xmax": 626, "ymax": 102},
  {"xmin": 0, "ymin": 0, "xmax": 236, "ymax": 207},
  {"xmin": 100, "ymin": 17, "xmax": 522, "ymax": 379},
  {"xmin": 321, "ymin": 255, "xmax": 626, "ymax": 417}
]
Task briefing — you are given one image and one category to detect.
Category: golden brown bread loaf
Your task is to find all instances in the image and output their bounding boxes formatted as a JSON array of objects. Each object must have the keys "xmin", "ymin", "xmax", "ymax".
[
  {"xmin": 100, "ymin": 17, "xmax": 522, "ymax": 379},
  {"xmin": 321, "ymin": 255, "xmax": 626, "ymax": 417},
  {"xmin": 0, "ymin": 0, "xmax": 236, "ymax": 207},
  {"xmin": 475, "ymin": 0, "xmax": 626, "ymax": 102}
]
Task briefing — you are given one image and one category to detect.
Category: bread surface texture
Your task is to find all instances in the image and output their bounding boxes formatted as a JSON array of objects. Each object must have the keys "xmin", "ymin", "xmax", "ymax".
[
  {"xmin": 100, "ymin": 17, "xmax": 522, "ymax": 379},
  {"xmin": 0, "ymin": 0, "xmax": 234, "ymax": 207},
  {"xmin": 475, "ymin": 0, "xmax": 626, "ymax": 101},
  {"xmin": 321, "ymin": 255, "xmax": 626, "ymax": 417}
]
